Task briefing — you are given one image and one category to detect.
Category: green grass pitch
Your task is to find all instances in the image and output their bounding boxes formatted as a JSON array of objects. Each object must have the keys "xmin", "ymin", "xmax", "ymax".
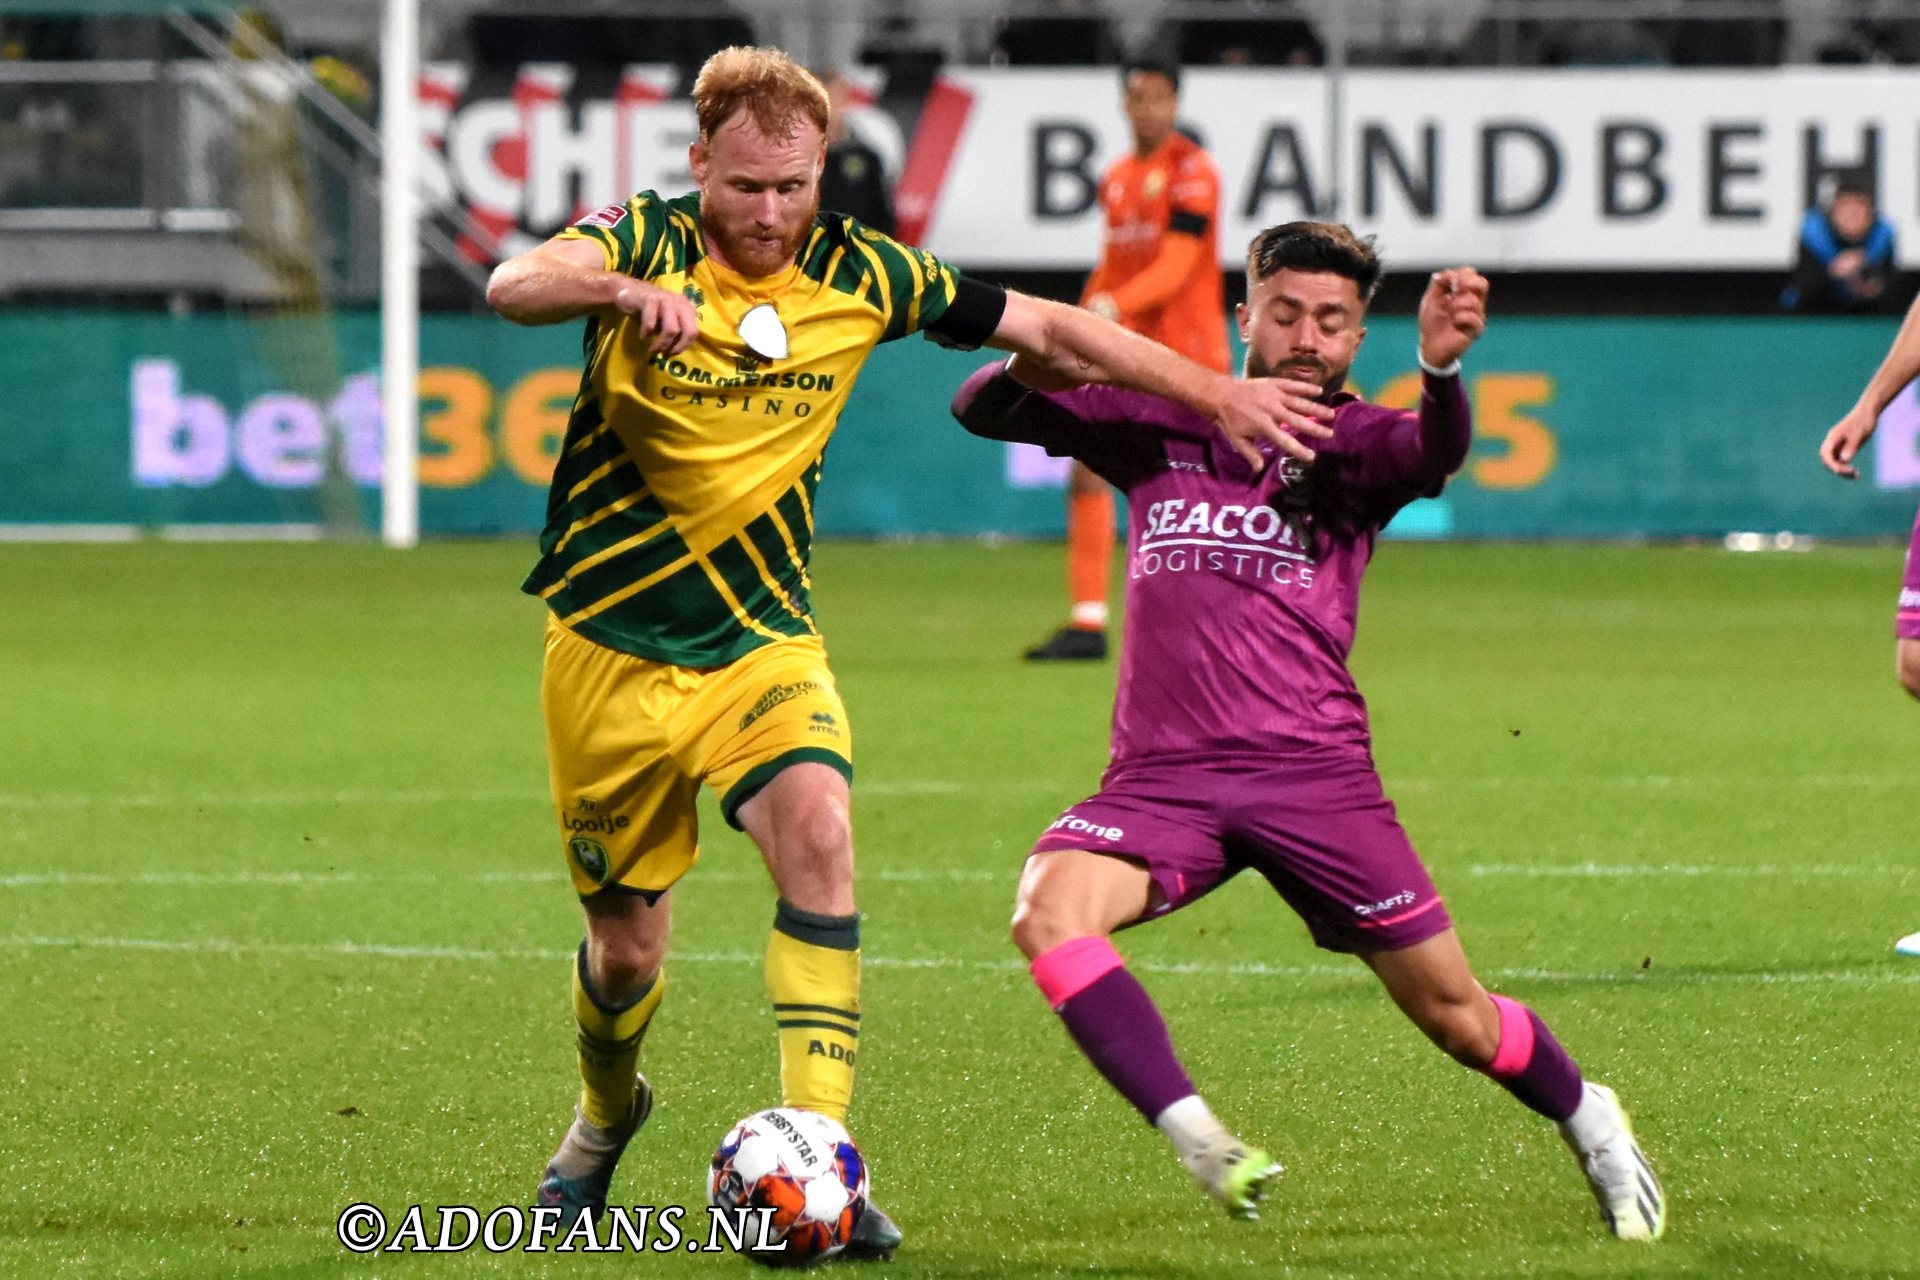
[{"xmin": 0, "ymin": 539, "xmax": 1913, "ymax": 1278}]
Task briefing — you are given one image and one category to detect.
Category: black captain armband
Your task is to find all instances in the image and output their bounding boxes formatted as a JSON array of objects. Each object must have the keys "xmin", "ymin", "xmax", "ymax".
[
  {"xmin": 925, "ymin": 277, "xmax": 1008, "ymax": 351},
  {"xmin": 1167, "ymin": 209, "xmax": 1210, "ymax": 238}
]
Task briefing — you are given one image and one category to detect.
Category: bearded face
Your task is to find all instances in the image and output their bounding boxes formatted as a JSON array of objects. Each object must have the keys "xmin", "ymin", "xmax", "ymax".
[
  {"xmin": 692, "ymin": 112, "xmax": 825, "ymax": 279},
  {"xmin": 1237, "ymin": 268, "xmax": 1367, "ymax": 396}
]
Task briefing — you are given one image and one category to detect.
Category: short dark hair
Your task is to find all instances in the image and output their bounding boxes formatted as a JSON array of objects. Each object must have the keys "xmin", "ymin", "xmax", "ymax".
[
  {"xmin": 1246, "ymin": 221, "xmax": 1383, "ymax": 304},
  {"xmin": 1123, "ymin": 58, "xmax": 1180, "ymax": 93},
  {"xmin": 1833, "ymin": 170, "xmax": 1874, "ymax": 202}
]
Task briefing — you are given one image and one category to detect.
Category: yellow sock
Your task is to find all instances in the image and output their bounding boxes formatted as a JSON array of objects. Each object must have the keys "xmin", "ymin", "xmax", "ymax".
[
  {"xmin": 766, "ymin": 900, "xmax": 861, "ymax": 1124},
  {"xmin": 571, "ymin": 942, "xmax": 664, "ymax": 1130}
]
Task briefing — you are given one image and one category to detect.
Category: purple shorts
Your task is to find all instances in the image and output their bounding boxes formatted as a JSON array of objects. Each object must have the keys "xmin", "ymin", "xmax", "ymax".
[
  {"xmin": 1030, "ymin": 753, "xmax": 1451, "ymax": 954},
  {"xmin": 1900, "ymin": 506, "xmax": 1920, "ymax": 641}
]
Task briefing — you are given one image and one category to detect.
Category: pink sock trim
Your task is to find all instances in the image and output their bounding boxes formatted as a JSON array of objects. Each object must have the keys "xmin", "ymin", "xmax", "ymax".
[
  {"xmin": 1029, "ymin": 936, "xmax": 1125, "ymax": 1010},
  {"xmin": 1485, "ymin": 993, "xmax": 1534, "ymax": 1079}
]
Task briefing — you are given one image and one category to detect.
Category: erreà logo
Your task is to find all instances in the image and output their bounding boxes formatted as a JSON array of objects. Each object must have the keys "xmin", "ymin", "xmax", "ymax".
[{"xmin": 568, "ymin": 836, "xmax": 610, "ymax": 884}]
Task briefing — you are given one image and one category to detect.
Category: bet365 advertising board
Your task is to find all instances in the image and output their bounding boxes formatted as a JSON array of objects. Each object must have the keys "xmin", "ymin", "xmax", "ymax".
[{"xmin": 2, "ymin": 309, "xmax": 1916, "ymax": 540}]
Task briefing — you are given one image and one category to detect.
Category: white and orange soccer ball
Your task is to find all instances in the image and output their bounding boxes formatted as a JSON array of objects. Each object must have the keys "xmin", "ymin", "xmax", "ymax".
[{"xmin": 708, "ymin": 1107, "xmax": 867, "ymax": 1267}]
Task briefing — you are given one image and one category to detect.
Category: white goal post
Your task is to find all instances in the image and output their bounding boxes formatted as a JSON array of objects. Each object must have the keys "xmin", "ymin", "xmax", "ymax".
[{"xmin": 379, "ymin": 0, "xmax": 420, "ymax": 548}]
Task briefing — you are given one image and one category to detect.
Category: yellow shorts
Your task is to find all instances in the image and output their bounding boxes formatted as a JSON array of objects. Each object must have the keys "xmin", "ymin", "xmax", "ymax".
[{"xmin": 541, "ymin": 616, "xmax": 853, "ymax": 898}]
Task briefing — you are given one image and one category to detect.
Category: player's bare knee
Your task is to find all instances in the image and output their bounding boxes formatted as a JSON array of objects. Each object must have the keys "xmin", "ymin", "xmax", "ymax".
[
  {"xmin": 763, "ymin": 811, "xmax": 855, "ymax": 917},
  {"xmin": 1412, "ymin": 992, "xmax": 1498, "ymax": 1068},
  {"xmin": 1896, "ymin": 643, "xmax": 1920, "ymax": 701},
  {"xmin": 584, "ymin": 933, "xmax": 664, "ymax": 1002},
  {"xmin": 786, "ymin": 808, "xmax": 854, "ymax": 883},
  {"xmin": 808, "ymin": 804, "xmax": 855, "ymax": 863},
  {"xmin": 1008, "ymin": 903, "xmax": 1049, "ymax": 959},
  {"xmin": 1010, "ymin": 896, "xmax": 1087, "ymax": 960},
  {"xmin": 597, "ymin": 955, "xmax": 658, "ymax": 1002},
  {"xmin": 581, "ymin": 896, "xmax": 668, "ymax": 993}
]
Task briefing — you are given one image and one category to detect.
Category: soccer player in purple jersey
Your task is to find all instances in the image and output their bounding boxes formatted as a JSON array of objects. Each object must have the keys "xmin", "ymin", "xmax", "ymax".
[
  {"xmin": 951, "ymin": 221, "xmax": 1667, "ymax": 1241},
  {"xmin": 1817, "ymin": 287, "xmax": 1920, "ymax": 956}
]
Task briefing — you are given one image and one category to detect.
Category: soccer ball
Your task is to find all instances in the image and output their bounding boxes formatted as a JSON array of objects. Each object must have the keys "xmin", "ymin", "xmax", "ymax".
[{"xmin": 708, "ymin": 1107, "xmax": 867, "ymax": 1267}]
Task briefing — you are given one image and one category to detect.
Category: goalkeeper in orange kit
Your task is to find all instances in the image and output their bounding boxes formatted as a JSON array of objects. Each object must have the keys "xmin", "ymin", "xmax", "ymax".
[{"xmin": 1027, "ymin": 58, "xmax": 1231, "ymax": 661}]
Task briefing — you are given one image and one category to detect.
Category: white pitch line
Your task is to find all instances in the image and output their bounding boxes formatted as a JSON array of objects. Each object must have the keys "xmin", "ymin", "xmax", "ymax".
[
  {"xmin": 0, "ymin": 787, "xmax": 545, "ymax": 813},
  {"xmin": 1390, "ymin": 774, "xmax": 1912, "ymax": 793},
  {"xmin": 1, "ymin": 934, "xmax": 1915, "ymax": 986},
  {"xmin": 0, "ymin": 773, "xmax": 1905, "ymax": 815},
  {"xmin": 0, "ymin": 863, "xmax": 1904, "ymax": 891},
  {"xmin": 0, "ymin": 867, "xmax": 1013, "ymax": 890},
  {"xmin": 861, "ymin": 779, "xmax": 1067, "ymax": 797},
  {"xmin": 0, "ymin": 779, "xmax": 1066, "ymax": 813},
  {"xmin": 1462, "ymin": 863, "xmax": 1916, "ymax": 880},
  {"xmin": 0, "ymin": 870, "xmax": 402, "ymax": 888}
]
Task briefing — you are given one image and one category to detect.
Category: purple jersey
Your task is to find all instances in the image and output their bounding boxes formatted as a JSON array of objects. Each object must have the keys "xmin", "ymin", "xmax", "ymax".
[{"xmin": 956, "ymin": 364, "xmax": 1470, "ymax": 765}]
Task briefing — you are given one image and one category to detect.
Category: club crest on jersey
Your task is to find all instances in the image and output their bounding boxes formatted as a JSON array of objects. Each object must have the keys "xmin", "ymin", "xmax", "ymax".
[
  {"xmin": 573, "ymin": 203, "xmax": 629, "ymax": 230},
  {"xmin": 568, "ymin": 836, "xmax": 610, "ymax": 884},
  {"xmin": 1144, "ymin": 170, "xmax": 1166, "ymax": 198}
]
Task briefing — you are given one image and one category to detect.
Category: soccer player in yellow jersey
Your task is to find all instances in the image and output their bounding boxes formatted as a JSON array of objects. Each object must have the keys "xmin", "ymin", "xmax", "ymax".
[{"xmin": 486, "ymin": 46, "xmax": 1334, "ymax": 1254}]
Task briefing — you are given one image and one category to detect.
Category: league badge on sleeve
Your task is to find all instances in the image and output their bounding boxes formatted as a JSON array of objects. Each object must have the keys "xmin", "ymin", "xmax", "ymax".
[{"xmin": 573, "ymin": 203, "xmax": 630, "ymax": 230}]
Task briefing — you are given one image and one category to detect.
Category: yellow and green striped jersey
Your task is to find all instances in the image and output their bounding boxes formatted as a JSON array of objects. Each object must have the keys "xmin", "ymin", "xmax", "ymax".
[{"xmin": 523, "ymin": 190, "xmax": 977, "ymax": 666}]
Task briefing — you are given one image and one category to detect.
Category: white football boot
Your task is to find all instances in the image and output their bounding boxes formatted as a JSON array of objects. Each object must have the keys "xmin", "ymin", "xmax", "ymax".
[
  {"xmin": 1557, "ymin": 1083, "xmax": 1667, "ymax": 1241},
  {"xmin": 1183, "ymin": 1140, "xmax": 1282, "ymax": 1220}
]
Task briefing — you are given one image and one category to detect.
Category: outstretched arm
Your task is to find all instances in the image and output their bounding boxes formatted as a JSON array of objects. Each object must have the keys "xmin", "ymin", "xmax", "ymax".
[
  {"xmin": 952, "ymin": 359, "xmax": 1079, "ymax": 446},
  {"xmin": 986, "ymin": 290, "xmax": 1330, "ymax": 469},
  {"xmin": 1820, "ymin": 288, "xmax": 1920, "ymax": 479},
  {"xmin": 486, "ymin": 237, "xmax": 698, "ymax": 355}
]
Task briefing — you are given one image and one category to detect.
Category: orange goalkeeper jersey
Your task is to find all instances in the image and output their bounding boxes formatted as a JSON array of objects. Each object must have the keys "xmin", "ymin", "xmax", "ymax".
[{"xmin": 1081, "ymin": 131, "xmax": 1230, "ymax": 374}]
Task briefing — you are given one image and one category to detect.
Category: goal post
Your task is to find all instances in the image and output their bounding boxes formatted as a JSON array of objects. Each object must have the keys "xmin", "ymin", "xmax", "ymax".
[{"xmin": 379, "ymin": 0, "xmax": 420, "ymax": 548}]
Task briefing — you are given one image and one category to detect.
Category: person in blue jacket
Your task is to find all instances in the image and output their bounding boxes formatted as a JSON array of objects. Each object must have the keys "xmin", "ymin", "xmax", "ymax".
[{"xmin": 1785, "ymin": 174, "xmax": 1898, "ymax": 314}]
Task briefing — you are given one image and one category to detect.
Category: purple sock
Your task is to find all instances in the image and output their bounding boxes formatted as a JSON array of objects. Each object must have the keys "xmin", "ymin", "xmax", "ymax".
[
  {"xmin": 1484, "ymin": 994, "xmax": 1585, "ymax": 1121},
  {"xmin": 1031, "ymin": 937, "xmax": 1195, "ymax": 1123}
]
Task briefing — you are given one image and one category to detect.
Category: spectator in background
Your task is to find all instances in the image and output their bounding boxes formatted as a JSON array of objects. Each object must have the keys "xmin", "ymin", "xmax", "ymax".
[
  {"xmin": 992, "ymin": 3, "xmax": 1120, "ymax": 66},
  {"xmin": 817, "ymin": 69, "xmax": 894, "ymax": 236},
  {"xmin": 1541, "ymin": 19, "xmax": 1668, "ymax": 66},
  {"xmin": 1665, "ymin": 14, "xmax": 1782, "ymax": 67},
  {"xmin": 1025, "ymin": 59, "xmax": 1230, "ymax": 662},
  {"xmin": 1785, "ymin": 174, "xmax": 1898, "ymax": 314},
  {"xmin": 1175, "ymin": 4, "xmax": 1324, "ymax": 67}
]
